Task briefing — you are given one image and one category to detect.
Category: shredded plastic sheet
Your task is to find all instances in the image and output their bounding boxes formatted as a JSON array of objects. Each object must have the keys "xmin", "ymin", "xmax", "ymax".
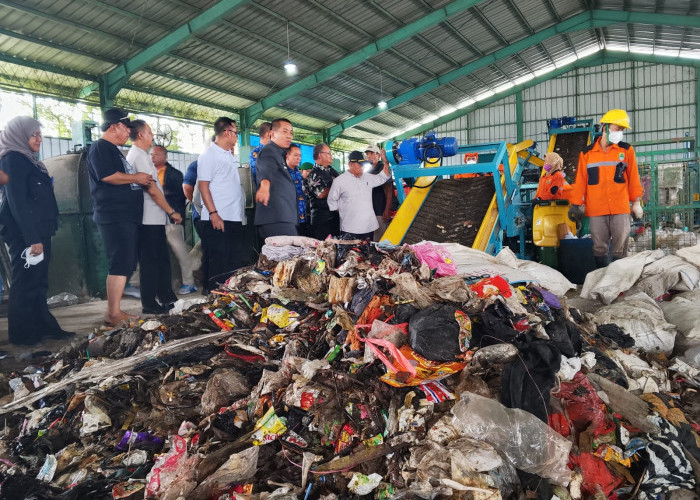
[{"xmin": 452, "ymin": 392, "xmax": 572, "ymax": 486}]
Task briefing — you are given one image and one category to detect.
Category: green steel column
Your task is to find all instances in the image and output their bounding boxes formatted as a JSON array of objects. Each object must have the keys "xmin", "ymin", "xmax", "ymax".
[
  {"xmin": 32, "ymin": 94, "xmax": 37, "ymax": 120},
  {"xmin": 651, "ymin": 156, "xmax": 657, "ymax": 249},
  {"xmin": 515, "ymin": 91, "xmax": 523, "ymax": 143},
  {"xmin": 98, "ymin": 75, "xmax": 114, "ymax": 111},
  {"xmin": 239, "ymin": 112, "xmax": 250, "ymax": 147},
  {"xmin": 322, "ymin": 129, "xmax": 332, "ymax": 147},
  {"xmin": 696, "ymin": 74, "xmax": 700, "ymax": 150}
]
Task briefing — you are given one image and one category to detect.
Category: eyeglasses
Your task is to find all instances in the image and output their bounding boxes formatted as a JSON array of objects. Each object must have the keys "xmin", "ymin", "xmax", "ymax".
[
  {"xmin": 224, "ymin": 129, "xmax": 238, "ymax": 135},
  {"xmin": 30, "ymin": 132, "xmax": 42, "ymax": 139},
  {"xmin": 320, "ymin": 151, "xmax": 332, "ymax": 156}
]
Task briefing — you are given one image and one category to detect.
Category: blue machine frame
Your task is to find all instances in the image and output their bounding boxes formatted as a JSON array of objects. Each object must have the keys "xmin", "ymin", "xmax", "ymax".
[{"xmin": 389, "ymin": 141, "xmax": 528, "ymax": 255}]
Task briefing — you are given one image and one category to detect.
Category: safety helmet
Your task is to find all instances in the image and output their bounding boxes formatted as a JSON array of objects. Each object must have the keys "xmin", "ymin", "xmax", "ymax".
[{"xmin": 600, "ymin": 109, "xmax": 631, "ymax": 129}]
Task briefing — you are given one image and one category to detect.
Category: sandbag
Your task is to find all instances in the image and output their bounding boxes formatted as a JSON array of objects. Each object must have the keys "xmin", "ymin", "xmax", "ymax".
[
  {"xmin": 635, "ymin": 254, "xmax": 700, "ymax": 299},
  {"xmin": 659, "ymin": 289, "xmax": 700, "ymax": 354},
  {"xmin": 581, "ymin": 250, "xmax": 664, "ymax": 304},
  {"xmin": 594, "ymin": 293, "xmax": 676, "ymax": 355}
]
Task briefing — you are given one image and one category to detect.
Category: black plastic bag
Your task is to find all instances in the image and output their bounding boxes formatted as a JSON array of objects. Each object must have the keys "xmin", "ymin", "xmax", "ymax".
[{"xmin": 408, "ymin": 304, "xmax": 462, "ymax": 362}]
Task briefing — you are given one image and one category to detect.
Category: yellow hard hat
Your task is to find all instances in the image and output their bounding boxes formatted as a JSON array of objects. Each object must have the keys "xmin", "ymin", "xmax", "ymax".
[{"xmin": 600, "ymin": 109, "xmax": 631, "ymax": 129}]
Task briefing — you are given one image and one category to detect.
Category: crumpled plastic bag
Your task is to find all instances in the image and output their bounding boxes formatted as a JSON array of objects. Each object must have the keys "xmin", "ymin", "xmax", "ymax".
[
  {"xmin": 191, "ymin": 446, "xmax": 258, "ymax": 498},
  {"xmin": 390, "ymin": 272, "xmax": 434, "ymax": 309},
  {"xmin": 200, "ymin": 368, "xmax": 250, "ymax": 415},
  {"xmin": 409, "ymin": 304, "xmax": 468, "ymax": 361},
  {"xmin": 411, "ymin": 242, "xmax": 457, "ymax": 277},
  {"xmin": 348, "ymin": 472, "xmax": 383, "ymax": 495},
  {"xmin": 594, "ymin": 293, "xmax": 676, "ymax": 355},
  {"xmin": 80, "ymin": 395, "xmax": 112, "ymax": 437},
  {"xmin": 145, "ymin": 435, "xmax": 199, "ymax": 499},
  {"xmin": 451, "ymin": 392, "xmax": 572, "ymax": 486}
]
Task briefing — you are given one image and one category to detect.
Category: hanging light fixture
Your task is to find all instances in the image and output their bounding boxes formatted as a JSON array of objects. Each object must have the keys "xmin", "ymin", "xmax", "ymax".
[
  {"xmin": 284, "ymin": 21, "xmax": 298, "ymax": 76},
  {"xmin": 378, "ymin": 70, "xmax": 387, "ymax": 109}
]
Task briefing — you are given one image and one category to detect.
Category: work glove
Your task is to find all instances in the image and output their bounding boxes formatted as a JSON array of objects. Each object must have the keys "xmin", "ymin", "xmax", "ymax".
[
  {"xmin": 568, "ymin": 204, "xmax": 584, "ymax": 222},
  {"xmin": 632, "ymin": 200, "xmax": 643, "ymax": 220}
]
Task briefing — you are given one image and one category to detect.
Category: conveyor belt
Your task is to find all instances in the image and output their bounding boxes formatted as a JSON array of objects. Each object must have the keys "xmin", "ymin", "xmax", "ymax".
[
  {"xmin": 550, "ymin": 130, "xmax": 590, "ymax": 181},
  {"xmin": 403, "ymin": 177, "xmax": 495, "ymax": 247}
]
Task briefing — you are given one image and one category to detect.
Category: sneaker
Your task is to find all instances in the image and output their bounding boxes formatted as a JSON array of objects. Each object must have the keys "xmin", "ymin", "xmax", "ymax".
[
  {"xmin": 123, "ymin": 285, "xmax": 141, "ymax": 299},
  {"xmin": 178, "ymin": 284, "xmax": 197, "ymax": 295}
]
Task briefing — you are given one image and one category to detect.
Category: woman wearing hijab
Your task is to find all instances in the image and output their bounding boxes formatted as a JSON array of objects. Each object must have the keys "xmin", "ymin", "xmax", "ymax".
[{"xmin": 0, "ymin": 116, "xmax": 73, "ymax": 345}]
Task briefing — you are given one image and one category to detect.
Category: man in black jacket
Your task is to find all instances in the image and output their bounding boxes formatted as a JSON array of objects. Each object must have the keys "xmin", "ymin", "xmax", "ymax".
[{"xmin": 151, "ymin": 145, "xmax": 196, "ymax": 294}]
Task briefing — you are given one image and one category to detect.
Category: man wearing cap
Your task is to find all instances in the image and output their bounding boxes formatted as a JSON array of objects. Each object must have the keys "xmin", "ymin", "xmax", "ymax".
[
  {"xmin": 87, "ymin": 108, "xmax": 154, "ymax": 326},
  {"xmin": 307, "ymin": 143, "xmax": 340, "ymax": 240},
  {"xmin": 328, "ymin": 151, "xmax": 390, "ymax": 241},
  {"xmin": 569, "ymin": 109, "xmax": 643, "ymax": 267},
  {"xmin": 365, "ymin": 145, "xmax": 393, "ymax": 241},
  {"xmin": 254, "ymin": 118, "xmax": 298, "ymax": 239}
]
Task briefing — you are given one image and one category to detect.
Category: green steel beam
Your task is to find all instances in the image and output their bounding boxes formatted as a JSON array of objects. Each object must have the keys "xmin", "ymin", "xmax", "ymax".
[
  {"xmin": 328, "ymin": 9, "xmax": 700, "ymax": 141},
  {"xmin": 393, "ymin": 50, "xmax": 700, "ymax": 140},
  {"xmin": 242, "ymin": 0, "xmax": 488, "ymax": 125},
  {"xmin": 0, "ymin": 54, "xmax": 92, "ymax": 82},
  {"xmin": 329, "ymin": 10, "xmax": 600, "ymax": 141},
  {"xmin": 594, "ymin": 9, "xmax": 700, "ymax": 28},
  {"xmin": 600, "ymin": 51, "xmax": 700, "ymax": 68},
  {"xmin": 394, "ymin": 53, "xmax": 606, "ymax": 140},
  {"xmin": 96, "ymin": 0, "xmax": 251, "ymax": 106},
  {"xmin": 697, "ymin": 76, "xmax": 700, "ymax": 149},
  {"xmin": 515, "ymin": 91, "xmax": 523, "ymax": 142}
]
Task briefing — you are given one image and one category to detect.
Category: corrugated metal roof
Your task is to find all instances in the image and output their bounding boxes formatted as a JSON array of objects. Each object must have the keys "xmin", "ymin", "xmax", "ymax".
[{"xmin": 0, "ymin": 0, "xmax": 696, "ymax": 146}]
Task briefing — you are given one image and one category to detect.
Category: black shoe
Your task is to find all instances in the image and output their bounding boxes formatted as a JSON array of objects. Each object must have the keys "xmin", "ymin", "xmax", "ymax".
[
  {"xmin": 142, "ymin": 305, "xmax": 170, "ymax": 315},
  {"xmin": 160, "ymin": 301, "xmax": 176, "ymax": 310},
  {"xmin": 44, "ymin": 330, "xmax": 76, "ymax": 341}
]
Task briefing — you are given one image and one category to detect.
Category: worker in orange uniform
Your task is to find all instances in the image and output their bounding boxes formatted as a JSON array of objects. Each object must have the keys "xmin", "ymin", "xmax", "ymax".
[
  {"xmin": 535, "ymin": 152, "xmax": 570, "ymax": 200},
  {"xmin": 569, "ymin": 109, "xmax": 643, "ymax": 268}
]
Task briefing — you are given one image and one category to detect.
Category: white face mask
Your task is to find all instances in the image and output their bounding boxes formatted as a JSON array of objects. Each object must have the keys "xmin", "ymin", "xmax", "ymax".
[
  {"xmin": 21, "ymin": 247, "xmax": 44, "ymax": 269},
  {"xmin": 608, "ymin": 130, "xmax": 624, "ymax": 144}
]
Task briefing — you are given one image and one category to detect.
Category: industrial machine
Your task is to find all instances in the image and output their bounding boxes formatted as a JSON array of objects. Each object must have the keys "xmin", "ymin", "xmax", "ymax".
[{"xmin": 381, "ymin": 132, "xmax": 540, "ymax": 256}]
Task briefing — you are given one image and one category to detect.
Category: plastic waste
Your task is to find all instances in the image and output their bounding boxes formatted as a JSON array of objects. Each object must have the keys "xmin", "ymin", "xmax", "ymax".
[
  {"xmin": 348, "ymin": 472, "xmax": 383, "ymax": 495},
  {"xmin": 46, "ymin": 292, "xmax": 79, "ymax": 306},
  {"xmin": 409, "ymin": 304, "xmax": 469, "ymax": 362},
  {"xmin": 411, "ymin": 242, "xmax": 457, "ymax": 277},
  {"xmin": 451, "ymin": 392, "xmax": 572, "ymax": 486}
]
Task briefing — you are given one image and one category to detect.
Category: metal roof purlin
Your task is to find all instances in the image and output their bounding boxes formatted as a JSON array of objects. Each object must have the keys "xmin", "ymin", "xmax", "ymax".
[
  {"xmin": 328, "ymin": 9, "xmax": 700, "ymax": 141},
  {"xmin": 395, "ymin": 49, "xmax": 700, "ymax": 140},
  {"xmin": 91, "ymin": 0, "xmax": 252, "ymax": 107},
  {"xmin": 242, "ymin": 0, "xmax": 489, "ymax": 126}
]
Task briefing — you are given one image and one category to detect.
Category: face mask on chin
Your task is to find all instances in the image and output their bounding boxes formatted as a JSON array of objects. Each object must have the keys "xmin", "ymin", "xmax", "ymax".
[
  {"xmin": 543, "ymin": 163, "xmax": 552, "ymax": 172},
  {"xmin": 608, "ymin": 129, "xmax": 624, "ymax": 144}
]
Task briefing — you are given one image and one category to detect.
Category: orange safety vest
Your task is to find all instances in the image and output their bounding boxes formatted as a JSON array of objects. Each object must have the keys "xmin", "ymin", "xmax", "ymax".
[
  {"xmin": 569, "ymin": 139, "xmax": 643, "ymax": 217},
  {"xmin": 535, "ymin": 170, "xmax": 569, "ymax": 200}
]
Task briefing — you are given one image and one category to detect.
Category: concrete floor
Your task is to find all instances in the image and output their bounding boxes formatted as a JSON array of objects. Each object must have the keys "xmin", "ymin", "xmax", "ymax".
[{"xmin": 0, "ymin": 295, "xmax": 172, "ymax": 373}]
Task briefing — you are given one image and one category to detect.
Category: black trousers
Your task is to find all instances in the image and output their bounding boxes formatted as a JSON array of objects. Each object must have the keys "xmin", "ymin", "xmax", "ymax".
[
  {"xmin": 138, "ymin": 225, "xmax": 177, "ymax": 309},
  {"xmin": 6, "ymin": 232, "xmax": 61, "ymax": 345},
  {"xmin": 310, "ymin": 211, "xmax": 339, "ymax": 241},
  {"xmin": 341, "ymin": 231, "xmax": 373, "ymax": 241},
  {"xmin": 200, "ymin": 220, "xmax": 244, "ymax": 292},
  {"xmin": 257, "ymin": 222, "xmax": 298, "ymax": 240}
]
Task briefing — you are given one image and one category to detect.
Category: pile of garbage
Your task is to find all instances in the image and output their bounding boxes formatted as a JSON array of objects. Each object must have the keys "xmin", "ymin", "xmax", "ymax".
[{"xmin": 0, "ymin": 236, "xmax": 698, "ymax": 500}]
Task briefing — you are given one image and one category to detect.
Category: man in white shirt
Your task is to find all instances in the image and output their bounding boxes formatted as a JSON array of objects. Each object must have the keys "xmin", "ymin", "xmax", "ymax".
[
  {"xmin": 328, "ymin": 150, "xmax": 390, "ymax": 241},
  {"xmin": 126, "ymin": 120, "xmax": 182, "ymax": 314},
  {"xmin": 197, "ymin": 117, "xmax": 245, "ymax": 292}
]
